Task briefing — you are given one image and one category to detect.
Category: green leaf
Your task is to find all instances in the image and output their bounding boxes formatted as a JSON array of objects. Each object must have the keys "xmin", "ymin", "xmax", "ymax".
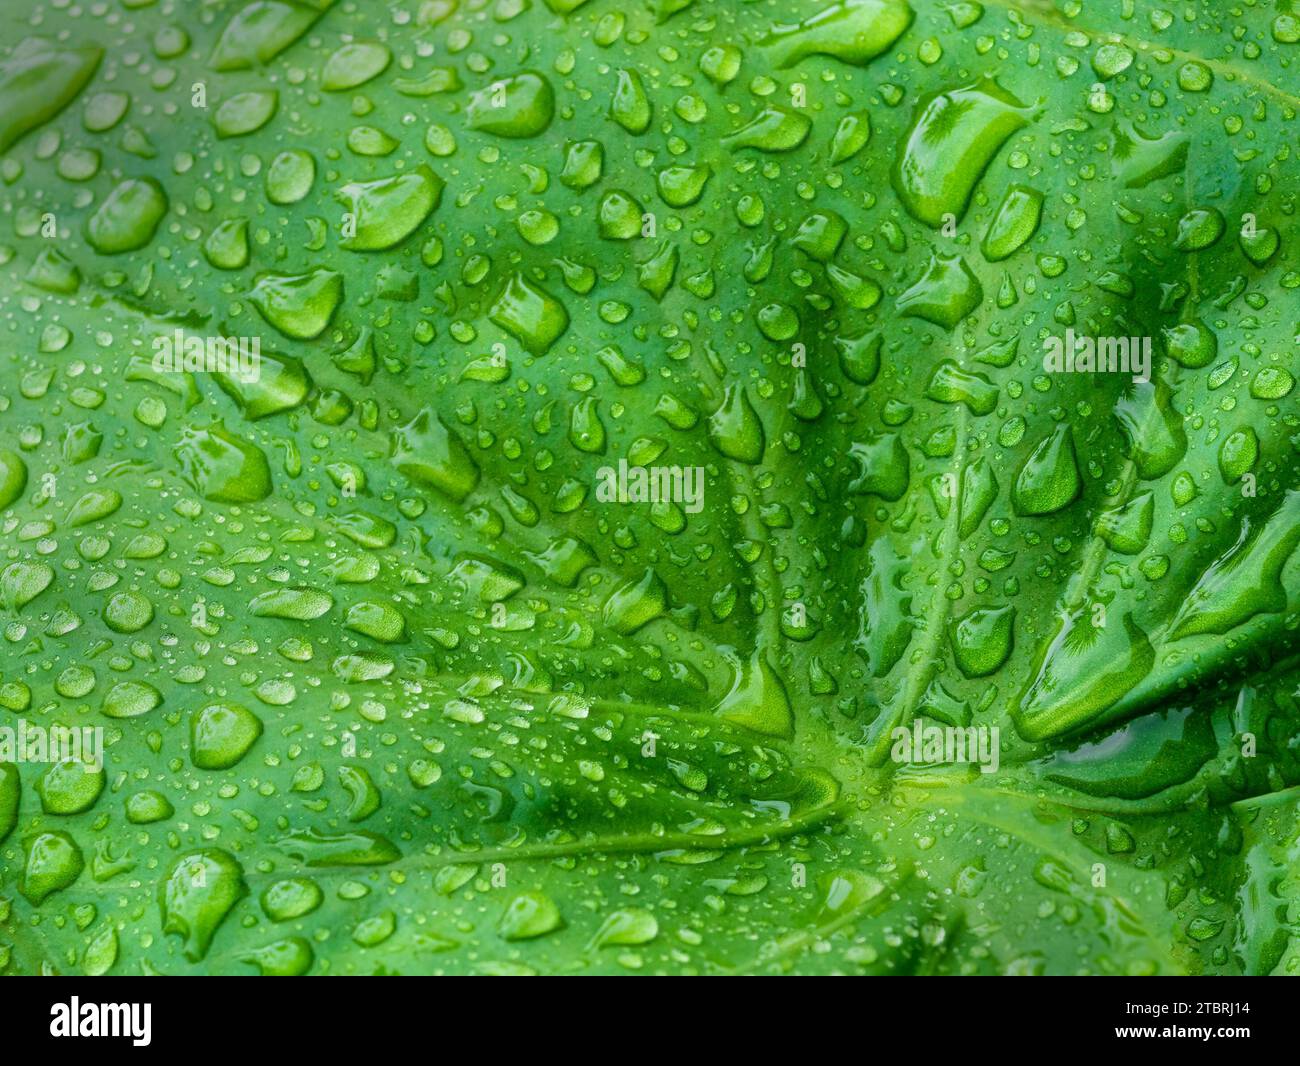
[{"xmin": 0, "ymin": 0, "xmax": 1297, "ymax": 976}]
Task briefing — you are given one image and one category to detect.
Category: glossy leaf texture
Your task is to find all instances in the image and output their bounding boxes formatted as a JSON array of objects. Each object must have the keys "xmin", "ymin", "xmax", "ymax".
[{"xmin": 0, "ymin": 0, "xmax": 1297, "ymax": 975}]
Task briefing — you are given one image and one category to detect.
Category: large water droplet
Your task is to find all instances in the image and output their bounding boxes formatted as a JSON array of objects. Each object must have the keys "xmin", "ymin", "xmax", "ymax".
[
  {"xmin": 175, "ymin": 422, "xmax": 272, "ymax": 502},
  {"xmin": 893, "ymin": 78, "xmax": 1031, "ymax": 226},
  {"xmin": 190, "ymin": 702, "xmax": 264, "ymax": 769},
  {"xmin": 0, "ymin": 40, "xmax": 102, "ymax": 153},
  {"xmin": 159, "ymin": 849, "xmax": 247, "ymax": 961},
  {"xmin": 716, "ymin": 652, "xmax": 794, "ymax": 739},
  {"xmin": 248, "ymin": 268, "xmax": 343, "ymax": 339},
  {"xmin": 761, "ymin": 0, "xmax": 913, "ymax": 68},
  {"xmin": 337, "ymin": 165, "xmax": 443, "ymax": 251},
  {"xmin": 1012, "ymin": 424, "xmax": 1081, "ymax": 516},
  {"xmin": 489, "ymin": 272, "xmax": 569, "ymax": 354},
  {"xmin": 467, "ymin": 72, "xmax": 554, "ymax": 137},
  {"xmin": 390, "ymin": 406, "xmax": 480, "ymax": 502},
  {"xmin": 85, "ymin": 178, "xmax": 167, "ymax": 254}
]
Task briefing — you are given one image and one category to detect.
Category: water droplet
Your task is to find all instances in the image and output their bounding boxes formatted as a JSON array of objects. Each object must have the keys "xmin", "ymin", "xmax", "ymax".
[
  {"xmin": 337, "ymin": 165, "xmax": 443, "ymax": 251},
  {"xmin": 893, "ymin": 78, "xmax": 1031, "ymax": 226},
  {"xmin": 761, "ymin": 0, "xmax": 913, "ymax": 68},
  {"xmin": 488, "ymin": 272, "xmax": 568, "ymax": 354},
  {"xmin": 214, "ymin": 90, "xmax": 278, "ymax": 138},
  {"xmin": 590, "ymin": 907, "xmax": 659, "ymax": 947},
  {"xmin": 1162, "ymin": 320, "xmax": 1217, "ymax": 368},
  {"xmin": 707, "ymin": 384, "xmax": 765, "ymax": 463},
  {"xmin": 266, "ymin": 149, "xmax": 315, "ymax": 204},
  {"xmin": 1096, "ymin": 492, "xmax": 1154, "ymax": 555},
  {"xmin": 1174, "ymin": 208, "xmax": 1225, "ymax": 251},
  {"xmin": 204, "ymin": 218, "xmax": 250, "ymax": 269},
  {"xmin": 125, "ymin": 790, "xmax": 174, "ymax": 823},
  {"xmin": 602, "ymin": 568, "xmax": 667, "ymax": 634},
  {"xmin": 85, "ymin": 178, "xmax": 167, "ymax": 254},
  {"xmin": 1170, "ymin": 491, "xmax": 1300, "ymax": 638},
  {"xmin": 249, "ymin": 586, "xmax": 334, "ymax": 620},
  {"xmin": 723, "ymin": 106, "xmax": 812, "ymax": 152},
  {"xmin": 21, "ymin": 831, "xmax": 84, "ymax": 904},
  {"xmin": 1016, "ymin": 610, "xmax": 1154, "ymax": 741},
  {"xmin": 322, "ymin": 42, "xmax": 391, "ymax": 91},
  {"xmin": 176, "ymin": 422, "xmax": 272, "ymax": 502},
  {"xmin": 981, "ymin": 184, "xmax": 1042, "ymax": 261},
  {"xmin": 36, "ymin": 759, "xmax": 105, "ymax": 815},
  {"xmin": 0, "ymin": 40, "xmax": 102, "ymax": 153},
  {"xmin": 103, "ymin": 591, "xmax": 152, "ymax": 633},
  {"xmin": 716, "ymin": 652, "xmax": 794, "ymax": 739},
  {"xmin": 190, "ymin": 702, "xmax": 264, "ymax": 769},
  {"xmin": 467, "ymin": 72, "xmax": 554, "ymax": 137},
  {"xmin": 897, "ymin": 251, "xmax": 983, "ymax": 328},
  {"xmin": 262, "ymin": 878, "xmax": 324, "ymax": 921},
  {"xmin": 1012, "ymin": 424, "xmax": 1081, "ymax": 515},
  {"xmin": 210, "ymin": 2, "xmax": 323, "ymax": 71},
  {"xmin": 249, "ymin": 268, "xmax": 343, "ymax": 339},
  {"xmin": 829, "ymin": 110, "xmax": 871, "ymax": 163},
  {"xmin": 0, "ymin": 450, "xmax": 28, "ymax": 512},
  {"xmin": 390, "ymin": 406, "xmax": 480, "ymax": 501},
  {"xmin": 610, "ymin": 68, "xmax": 651, "ymax": 133},
  {"xmin": 498, "ymin": 890, "xmax": 563, "ymax": 940},
  {"xmin": 159, "ymin": 849, "xmax": 247, "ymax": 961}
]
